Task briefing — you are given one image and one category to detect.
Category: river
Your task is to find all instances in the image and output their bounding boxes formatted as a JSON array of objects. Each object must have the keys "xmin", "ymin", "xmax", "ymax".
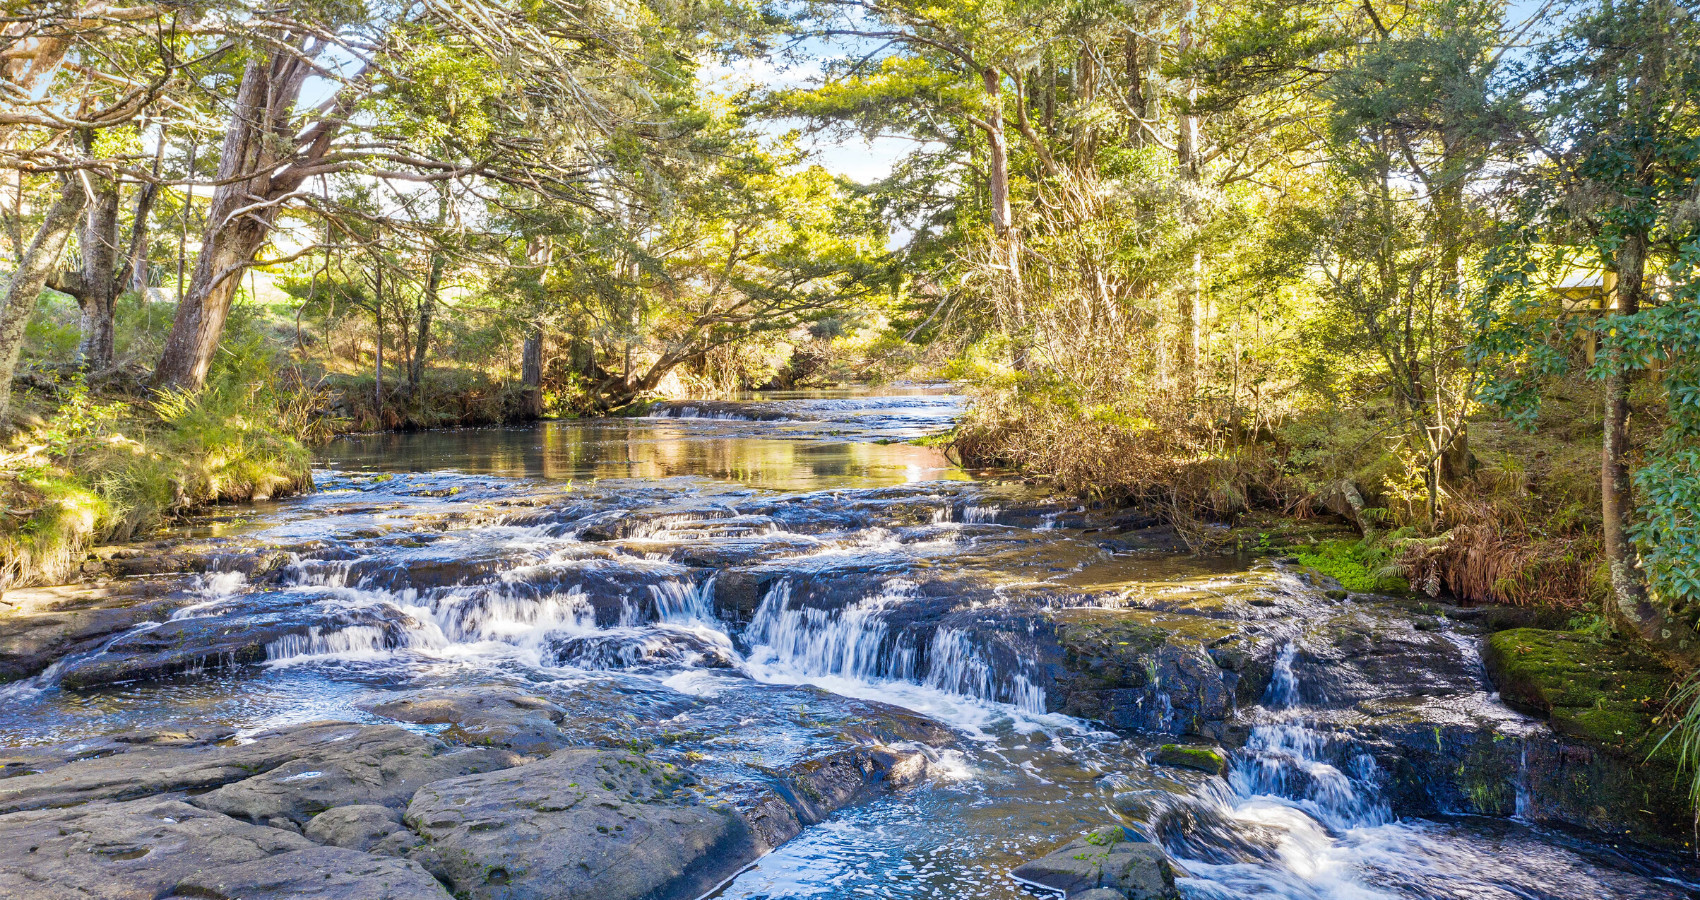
[{"xmin": 2, "ymin": 387, "xmax": 1695, "ymax": 899}]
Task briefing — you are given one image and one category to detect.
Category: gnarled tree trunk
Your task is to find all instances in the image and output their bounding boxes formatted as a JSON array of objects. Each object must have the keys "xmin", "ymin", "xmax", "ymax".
[
  {"xmin": 153, "ymin": 43, "xmax": 327, "ymax": 391},
  {"xmin": 0, "ymin": 175, "xmax": 85, "ymax": 426}
]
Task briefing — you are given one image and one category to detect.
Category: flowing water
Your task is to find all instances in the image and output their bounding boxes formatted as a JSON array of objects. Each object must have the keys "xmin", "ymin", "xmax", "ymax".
[{"xmin": 3, "ymin": 386, "xmax": 1695, "ymax": 899}]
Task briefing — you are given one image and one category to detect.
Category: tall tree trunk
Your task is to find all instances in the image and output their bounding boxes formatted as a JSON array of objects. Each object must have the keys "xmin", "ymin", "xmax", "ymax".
[
  {"xmin": 981, "ymin": 66, "xmax": 1021, "ymax": 300},
  {"xmin": 410, "ymin": 185, "xmax": 450, "ymax": 396},
  {"xmin": 1174, "ymin": 0, "xmax": 1203, "ymax": 399},
  {"xmin": 520, "ymin": 325, "xmax": 544, "ymax": 420},
  {"xmin": 154, "ymin": 44, "xmax": 325, "ymax": 391},
  {"xmin": 1600, "ymin": 232, "xmax": 1699, "ymax": 663},
  {"xmin": 75, "ymin": 170, "xmax": 121, "ymax": 369},
  {"xmin": 372, "ymin": 249, "xmax": 384, "ymax": 416},
  {"xmin": 0, "ymin": 176, "xmax": 85, "ymax": 427}
]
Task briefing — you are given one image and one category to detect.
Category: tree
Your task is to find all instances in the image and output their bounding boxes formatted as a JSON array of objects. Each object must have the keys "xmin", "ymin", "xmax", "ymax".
[
  {"xmin": 502, "ymin": 138, "xmax": 889, "ymax": 412},
  {"xmin": 1474, "ymin": 0, "xmax": 1700, "ymax": 663},
  {"xmin": 152, "ymin": 0, "xmax": 671, "ymax": 390}
]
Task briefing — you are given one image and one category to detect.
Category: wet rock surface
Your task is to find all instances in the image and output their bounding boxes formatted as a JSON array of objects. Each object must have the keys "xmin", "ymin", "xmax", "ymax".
[
  {"xmin": 1010, "ymin": 825, "xmax": 1180, "ymax": 900},
  {"xmin": 0, "ymin": 582, "xmax": 192, "ymax": 683},
  {"xmin": 0, "ymin": 796, "xmax": 450, "ymax": 900},
  {"xmin": 405, "ymin": 748, "xmax": 757, "ymax": 900},
  {"xmin": 363, "ymin": 687, "xmax": 578, "ymax": 756},
  {"xmin": 189, "ymin": 727, "xmax": 521, "ymax": 829}
]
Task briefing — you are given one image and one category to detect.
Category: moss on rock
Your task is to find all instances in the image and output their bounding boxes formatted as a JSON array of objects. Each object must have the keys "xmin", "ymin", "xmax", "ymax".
[
  {"xmin": 1152, "ymin": 744, "xmax": 1227, "ymax": 775},
  {"xmin": 1483, "ymin": 628, "xmax": 1679, "ymax": 763}
]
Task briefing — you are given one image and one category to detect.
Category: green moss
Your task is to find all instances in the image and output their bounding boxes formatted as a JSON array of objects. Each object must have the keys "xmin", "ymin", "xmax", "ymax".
[
  {"xmin": 908, "ymin": 428, "xmax": 956, "ymax": 448},
  {"xmin": 1152, "ymin": 744, "xmax": 1228, "ymax": 775},
  {"xmin": 1483, "ymin": 628, "xmax": 1679, "ymax": 762}
]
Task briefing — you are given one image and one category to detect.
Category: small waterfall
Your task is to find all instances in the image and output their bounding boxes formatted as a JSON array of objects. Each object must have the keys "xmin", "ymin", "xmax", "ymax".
[
  {"xmin": 923, "ymin": 627, "xmax": 1047, "ymax": 713},
  {"xmin": 963, "ymin": 505, "xmax": 999, "ymax": 524},
  {"xmin": 267, "ymin": 625, "xmax": 397, "ymax": 662},
  {"xmin": 1229, "ymin": 725, "xmax": 1391, "ymax": 831},
  {"xmin": 744, "ymin": 579, "xmax": 918, "ymax": 681},
  {"xmin": 1265, "ymin": 642, "xmax": 1301, "ymax": 708},
  {"xmin": 744, "ymin": 581, "xmax": 1051, "ymax": 716},
  {"xmin": 650, "ymin": 576, "xmax": 718, "ymax": 625},
  {"xmin": 430, "ymin": 585, "xmax": 596, "ymax": 645}
]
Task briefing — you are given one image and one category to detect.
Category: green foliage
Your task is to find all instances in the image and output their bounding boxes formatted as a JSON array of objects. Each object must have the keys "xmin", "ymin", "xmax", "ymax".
[{"xmin": 1294, "ymin": 539, "xmax": 1409, "ymax": 594}]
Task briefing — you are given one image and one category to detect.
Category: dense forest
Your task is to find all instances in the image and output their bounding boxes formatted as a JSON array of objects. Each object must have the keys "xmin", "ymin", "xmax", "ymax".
[{"xmin": 4, "ymin": 0, "xmax": 1700, "ymax": 831}]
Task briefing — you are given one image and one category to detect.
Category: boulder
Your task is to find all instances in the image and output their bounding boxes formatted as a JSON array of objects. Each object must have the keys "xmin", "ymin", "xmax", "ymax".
[
  {"xmin": 1009, "ymin": 826, "xmax": 1180, "ymax": 900},
  {"xmin": 1151, "ymin": 744, "xmax": 1227, "ymax": 776},
  {"xmin": 405, "ymin": 748, "xmax": 759, "ymax": 900}
]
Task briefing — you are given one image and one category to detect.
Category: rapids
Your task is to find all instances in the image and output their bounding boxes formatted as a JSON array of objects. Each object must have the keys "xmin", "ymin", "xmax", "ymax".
[{"xmin": 1, "ymin": 386, "xmax": 1694, "ymax": 900}]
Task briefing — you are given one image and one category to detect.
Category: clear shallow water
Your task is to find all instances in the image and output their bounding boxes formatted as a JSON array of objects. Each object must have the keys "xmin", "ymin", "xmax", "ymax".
[{"xmin": 4, "ymin": 386, "xmax": 1695, "ymax": 900}]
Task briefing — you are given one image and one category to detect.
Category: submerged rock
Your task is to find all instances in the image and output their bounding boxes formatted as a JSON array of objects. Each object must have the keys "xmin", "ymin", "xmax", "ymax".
[{"xmin": 1010, "ymin": 825, "xmax": 1180, "ymax": 900}]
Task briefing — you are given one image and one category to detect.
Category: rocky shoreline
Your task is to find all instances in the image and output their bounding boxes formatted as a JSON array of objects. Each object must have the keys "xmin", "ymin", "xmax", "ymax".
[{"xmin": 0, "ymin": 472, "xmax": 1692, "ymax": 898}]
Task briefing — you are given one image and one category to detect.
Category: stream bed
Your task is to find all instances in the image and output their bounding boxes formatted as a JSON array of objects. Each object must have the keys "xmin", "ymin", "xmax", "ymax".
[{"xmin": 1, "ymin": 387, "xmax": 1695, "ymax": 900}]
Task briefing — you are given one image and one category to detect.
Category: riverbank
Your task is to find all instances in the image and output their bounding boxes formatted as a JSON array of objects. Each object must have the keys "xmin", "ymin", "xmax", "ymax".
[
  {"xmin": 948, "ymin": 381, "xmax": 1615, "ymax": 617},
  {"xmin": 0, "ymin": 362, "xmax": 314, "ymax": 598}
]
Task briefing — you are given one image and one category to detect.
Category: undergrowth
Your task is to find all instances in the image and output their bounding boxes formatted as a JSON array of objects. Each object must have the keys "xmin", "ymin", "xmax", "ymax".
[
  {"xmin": 1293, "ymin": 539, "xmax": 1409, "ymax": 593},
  {"xmin": 1, "ymin": 341, "xmax": 318, "ymax": 595},
  {"xmin": 953, "ymin": 372, "xmax": 1612, "ymax": 611}
]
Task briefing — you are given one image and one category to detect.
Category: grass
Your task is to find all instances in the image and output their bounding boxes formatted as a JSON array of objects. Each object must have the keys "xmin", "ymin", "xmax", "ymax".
[{"xmin": 1, "ymin": 345, "xmax": 317, "ymax": 595}]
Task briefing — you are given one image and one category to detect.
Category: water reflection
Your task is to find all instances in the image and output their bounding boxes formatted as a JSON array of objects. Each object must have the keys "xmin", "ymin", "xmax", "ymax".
[
  {"xmin": 320, "ymin": 421, "xmax": 968, "ymax": 490},
  {"xmin": 320, "ymin": 388, "xmax": 971, "ymax": 490}
]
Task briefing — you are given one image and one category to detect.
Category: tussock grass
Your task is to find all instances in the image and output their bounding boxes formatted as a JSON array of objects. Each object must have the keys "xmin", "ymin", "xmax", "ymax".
[{"xmin": 2, "ymin": 343, "xmax": 317, "ymax": 595}]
